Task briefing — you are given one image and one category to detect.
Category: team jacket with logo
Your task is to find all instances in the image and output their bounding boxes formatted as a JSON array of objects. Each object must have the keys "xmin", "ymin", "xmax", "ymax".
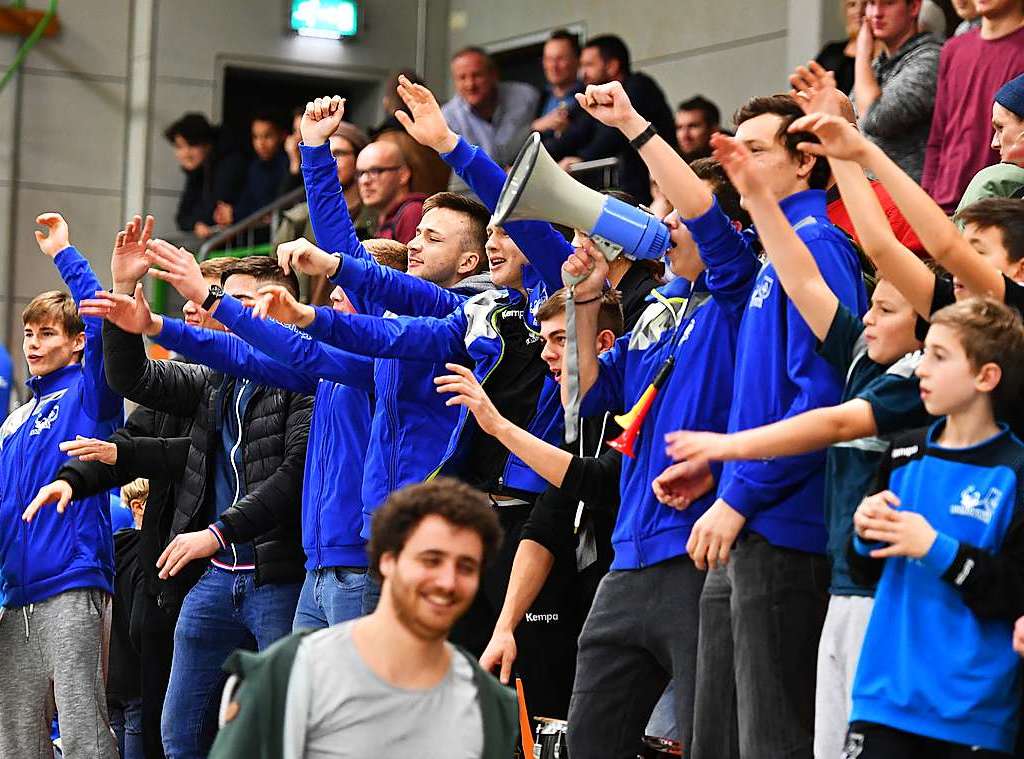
[
  {"xmin": 848, "ymin": 422, "xmax": 1024, "ymax": 753},
  {"xmin": 0, "ymin": 247, "xmax": 123, "ymax": 607}
]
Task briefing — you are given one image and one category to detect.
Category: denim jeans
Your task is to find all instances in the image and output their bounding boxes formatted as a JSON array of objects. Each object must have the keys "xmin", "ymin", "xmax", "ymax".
[
  {"xmin": 292, "ymin": 566, "xmax": 371, "ymax": 631},
  {"xmin": 161, "ymin": 567, "xmax": 301, "ymax": 759},
  {"xmin": 566, "ymin": 556, "xmax": 705, "ymax": 759},
  {"xmin": 109, "ymin": 698, "xmax": 143, "ymax": 759},
  {"xmin": 691, "ymin": 532, "xmax": 830, "ymax": 759}
]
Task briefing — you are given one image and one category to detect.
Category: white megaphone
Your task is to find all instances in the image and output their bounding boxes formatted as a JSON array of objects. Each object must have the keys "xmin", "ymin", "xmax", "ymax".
[{"xmin": 490, "ymin": 132, "xmax": 670, "ymax": 282}]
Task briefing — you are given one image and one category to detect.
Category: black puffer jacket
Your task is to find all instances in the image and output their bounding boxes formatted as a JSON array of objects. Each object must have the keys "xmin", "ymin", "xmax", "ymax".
[{"xmin": 103, "ymin": 322, "xmax": 313, "ymax": 586}]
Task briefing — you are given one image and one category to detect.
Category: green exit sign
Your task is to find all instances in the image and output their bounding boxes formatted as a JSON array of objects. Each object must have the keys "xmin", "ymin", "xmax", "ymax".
[{"xmin": 290, "ymin": 0, "xmax": 358, "ymax": 39}]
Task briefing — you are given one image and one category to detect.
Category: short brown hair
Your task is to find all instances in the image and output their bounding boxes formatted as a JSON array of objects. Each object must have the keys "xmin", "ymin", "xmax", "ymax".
[
  {"xmin": 690, "ymin": 157, "xmax": 751, "ymax": 228},
  {"xmin": 199, "ymin": 256, "xmax": 238, "ymax": 280},
  {"xmin": 223, "ymin": 255, "xmax": 300, "ymax": 299},
  {"xmin": 422, "ymin": 192, "xmax": 490, "ymax": 273},
  {"xmin": 363, "ymin": 238, "xmax": 409, "ymax": 272},
  {"xmin": 121, "ymin": 477, "xmax": 149, "ymax": 506},
  {"xmin": 954, "ymin": 198, "xmax": 1024, "ymax": 263},
  {"xmin": 733, "ymin": 94, "xmax": 831, "ymax": 190},
  {"xmin": 368, "ymin": 478, "xmax": 502, "ymax": 577},
  {"xmin": 930, "ymin": 297, "xmax": 1024, "ymax": 418},
  {"xmin": 536, "ymin": 287, "xmax": 625, "ymax": 337},
  {"xmin": 23, "ymin": 290, "xmax": 83, "ymax": 336}
]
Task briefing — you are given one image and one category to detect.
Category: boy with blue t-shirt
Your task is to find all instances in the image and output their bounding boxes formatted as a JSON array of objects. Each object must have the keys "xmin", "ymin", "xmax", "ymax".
[
  {"xmin": 0, "ymin": 213, "xmax": 123, "ymax": 758},
  {"xmin": 847, "ymin": 297, "xmax": 1024, "ymax": 757}
]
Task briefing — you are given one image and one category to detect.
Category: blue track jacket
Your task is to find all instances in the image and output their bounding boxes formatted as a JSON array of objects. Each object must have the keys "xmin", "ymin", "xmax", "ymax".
[
  {"xmin": 0, "ymin": 247, "xmax": 123, "ymax": 606},
  {"xmin": 301, "ymin": 136, "xmax": 571, "ymax": 504},
  {"xmin": 688, "ymin": 190, "xmax": 867, "ymax": 553},
  {"xmin": 155, "ymin": 301, "xmax": 372, "ymax": 569},
  {"xmin": 581, "ymin": 198, "xmax": 758, "ymax": 569}
]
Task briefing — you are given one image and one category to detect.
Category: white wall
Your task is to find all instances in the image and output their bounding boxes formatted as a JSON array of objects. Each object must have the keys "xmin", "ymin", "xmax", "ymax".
[{"xmin": 0, "ymin": 0, "xmax": 448, "ymax": 381}]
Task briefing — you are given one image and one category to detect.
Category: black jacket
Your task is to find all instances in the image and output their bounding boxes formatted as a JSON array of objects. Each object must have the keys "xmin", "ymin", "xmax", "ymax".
[
  {"xmin": 108, "ymin": 528, "xmax": 145, "ymax": 705},
  {"xmin": 103, "ymin": 322, "xmax": 313, "ymax": 586},
  {"xmin": 175, "ymin": 140, "xmax": 247, "ymax": 231},
  {"xmin": 547, "ymin": 71, "xmax": 677, "ymax": 204}
]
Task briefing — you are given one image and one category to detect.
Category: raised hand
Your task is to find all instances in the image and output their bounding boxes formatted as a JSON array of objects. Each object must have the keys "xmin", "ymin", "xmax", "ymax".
[
  {"xmin": 145, "ymin": 239, "xmax": 207, "ymax": 304},
  {"xmin": 393, "ymin": 74, "xmax": 459, "ymax": 153},
  {"xmin": 111, "ymin": 214, "xmax": 155, "ymax": 292},
  {"xmin": 651, "ymin": 460, "xmax": 716, "ymax": 510},
  {"xmin": 789, "ymin": 112, "xmax": 870, "ymax": 163},
  {"xmin": 78, "ymin": 283, "xmax": 161, "ymax": 336},
  {"xmin": 22, "ymin": 480, "xmax": 73, "ymax": 522},
  {"xmin": 276, "ymin": 238, "xmax": 339, "ymax": 278},
  {"xmin": 59, "ymin": 436, "xmax": 117, "ymax": 465},
  {"xmin": 562, "ymin": 238, "xmax": 609, "ymax": 299},
  {"xmin": 575, "ymin": 82, "xmax": 646, "ymax": 137},
  {"xmin": 252, "ymin": 284, "xmax": 316, "ymax": 327},
  {"xmin": 433, "ymin": 363, "xmax": 507, "ymax": 436},
  {"xmin": 788, "ymin": 61, "xmax": 847, "ymax": 118},
  {"xmin": 664, "ymin": 429, "xmax": 735, "ymax": 464},
  {"xmin": 479, "ymin": 628, "xmax": 517, "ymax": 685},
  {"xmin": 300, "ymin": 95, "xmax": 346, "ymax": 148},
  {"xmin": 34, "ymin": 213, "xmax": 71, "ymax": 257},
  {"xmin": 710, "ymin": 133, "xmax": 767, "ymax": 200}
]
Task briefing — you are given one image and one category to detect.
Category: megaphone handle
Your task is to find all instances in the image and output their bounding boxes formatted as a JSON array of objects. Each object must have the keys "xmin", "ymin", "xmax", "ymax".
[
  {"xmin": 563, "ymin": 283, "xmax": 582, "ymax": 444},
  {"xmin": 561, "ymin": 263, "xmax": 591, "ymax": 288}
]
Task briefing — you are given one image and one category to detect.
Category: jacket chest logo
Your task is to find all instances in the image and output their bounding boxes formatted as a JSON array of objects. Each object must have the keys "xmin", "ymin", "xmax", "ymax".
[
  {"xmin": 750, "ymin": 275, "xmax": 774, "ymax": 309},
  {"xmin": 30, "ymin": 403, "xmax": 60, "ymax": 436},
  {"xmin": 949, "ymin": 485, "xmax": 1001, "ymax": 524}
]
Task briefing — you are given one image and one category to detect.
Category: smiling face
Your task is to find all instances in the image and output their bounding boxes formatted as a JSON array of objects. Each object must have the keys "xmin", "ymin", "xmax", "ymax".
[
  {"xmin": 356, "ymin": 142, "xmax": 409, "ymax": 210},
  {"xmin": 451, "ymin": 51, "xmax": 498, "ymax": 110},
  {"xmin": 23, "ymin": 320, "xmax": 83, "ymax": 378},
  {"xmin": 542, "ymin": 37, "xmax": 579, "ymax": 89},
  {"xmin": 379, "ymin": 514, "xmax": 483, "ymax": 641},
  {"xmin": 485, "ymin": 226, "xmax": 527, "ymax": 290},
  {"xmin": 406, "ymin": 207, "xmax": 480, "ymax": 287},
  {"xmin": 861, "ymin": 279, "xmax": 922, "ymax": 363}
]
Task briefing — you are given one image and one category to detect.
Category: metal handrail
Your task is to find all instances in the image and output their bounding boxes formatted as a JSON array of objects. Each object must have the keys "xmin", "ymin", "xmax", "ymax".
[
  {"xmin": 196, "ymin": 185, "xmax": 305, "ymax": 261},
  {"xmin": 0, "ymin": 0, "xmax": 58, "ymax": 95}
]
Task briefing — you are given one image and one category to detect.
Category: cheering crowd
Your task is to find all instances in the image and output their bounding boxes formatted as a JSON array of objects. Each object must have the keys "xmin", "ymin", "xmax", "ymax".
[{"xmin": 5, "ymin": 1, "xmax": 1024, "ymax": 758}]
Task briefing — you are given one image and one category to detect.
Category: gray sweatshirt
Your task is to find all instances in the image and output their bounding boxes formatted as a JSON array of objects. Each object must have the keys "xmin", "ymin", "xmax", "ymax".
[{"xmin": 855, "ymin": 32, "xmax": 942, "ymax": 183}]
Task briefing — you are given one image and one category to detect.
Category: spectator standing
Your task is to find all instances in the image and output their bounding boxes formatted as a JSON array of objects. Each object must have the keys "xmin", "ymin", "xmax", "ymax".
[
  {"xmin": 853, "ymin": 0, "xmax": 942, "ymax": 182},
  {"xmin": 164, "ymin": 113, "xmax": 246, "ymax": 240},
  {"xmin": 375, "ymin": 71, "xmax": 452, "ymax": 195},
  {"xmin": 217, "ymin": 114, "xmax": 290, "ymax": 226},
  {"xmin": 675, "ymin": 95, "xmax": 721, "ymax": 161},
  {"xmin": 357, "ymin": 140, "xmax": 426, "ymax": 243},
  {"xmin": 922, "ymin": 0, "xmax": 1024, "ymax": 213},
  {"xmin": 532, "ymin": 30, "xmax": 585, "ymax": 142},
  {"xmin": 441, "ymin": 47, "xmax": 539, "ymax": 168},
  {"xmin": 816, "ymin": 0, "xmax": 869, "ymax": 93},
  {"xmin": 550, "ymin": 35, "xmax": 677, "ymax": 203}
]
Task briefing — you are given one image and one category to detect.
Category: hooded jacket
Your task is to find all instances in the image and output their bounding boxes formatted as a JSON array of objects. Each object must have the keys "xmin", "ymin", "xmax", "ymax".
[
  {"xmin": 103, "ymin": 323, "xmax": 313, "ymax": 586},
  {"xmin": 0, "ymin": 246, "xmax": 123, "ymax": 607},
  {"xmin": 154, "ymin": 306, "xmax": 374, "ymax": 571}
]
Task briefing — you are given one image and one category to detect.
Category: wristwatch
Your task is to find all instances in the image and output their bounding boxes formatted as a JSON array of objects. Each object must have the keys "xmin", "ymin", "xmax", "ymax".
[{"xmin": 201, "ymin": 284, "xmax": 224, "ymax": 310}]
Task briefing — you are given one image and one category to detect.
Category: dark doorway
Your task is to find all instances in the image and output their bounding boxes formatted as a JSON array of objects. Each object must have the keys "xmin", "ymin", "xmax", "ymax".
[{"xmin": 221, "ymin": 66, "xmax": 380, "ymax": 160}]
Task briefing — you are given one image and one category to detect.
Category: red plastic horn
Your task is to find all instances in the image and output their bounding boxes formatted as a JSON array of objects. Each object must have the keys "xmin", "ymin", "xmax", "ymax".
[{"xmin": 607, "ymin": 356, "xmax": 675, "ymax": 459}]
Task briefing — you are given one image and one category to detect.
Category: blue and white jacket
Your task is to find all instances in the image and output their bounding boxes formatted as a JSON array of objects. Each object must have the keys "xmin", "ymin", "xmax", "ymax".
[
  {"xmin": 581, "ymin": 198, "xmax": 758, "ymax": 569},
  {"xmin": 0, "ymin": 247, "xmax": 123, "ymax": 607},
  {"xmin": 688, "ymin": 189, "xmax": 867, "ymax": 554},
  {"xmin": 301, "ymin": 137, "xmax": 570, "ymax": 504},
  {"xmin": 155, "ymin": 300, "xmax": 373, "ymax": 569},
  {"xmin": 849, "ymin": 423, "xmax": 1024, "ymax": 753}
]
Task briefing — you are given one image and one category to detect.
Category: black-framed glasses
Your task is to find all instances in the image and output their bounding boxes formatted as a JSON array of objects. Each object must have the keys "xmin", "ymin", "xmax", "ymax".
[{"xmin": 356, "ymin": 166, "xmax": 402, "ymax": 180}]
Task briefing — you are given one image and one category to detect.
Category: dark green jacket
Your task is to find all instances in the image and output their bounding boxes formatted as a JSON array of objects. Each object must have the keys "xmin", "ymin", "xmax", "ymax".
[{"xmin": 208, "ymin": 630, "xmax": 520, "ymax": 758}]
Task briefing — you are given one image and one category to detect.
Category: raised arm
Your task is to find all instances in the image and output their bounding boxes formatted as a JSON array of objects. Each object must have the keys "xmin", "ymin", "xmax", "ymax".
[
  {"xmin": 558, "ymin": 247, "xmax": 610, "ymax": 410},
  {"xmin": 36, "ymin": 213, "xmax": 122, "ymax": 421},
  {"xmin": 709, "ymin": 135, "xmax": 837, "ymax": 341}
]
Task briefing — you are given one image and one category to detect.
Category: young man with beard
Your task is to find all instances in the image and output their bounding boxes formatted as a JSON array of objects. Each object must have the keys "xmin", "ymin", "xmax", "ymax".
[{"xmin": 208, "ymin": 479, "xmax": 517, "ymax": 759}]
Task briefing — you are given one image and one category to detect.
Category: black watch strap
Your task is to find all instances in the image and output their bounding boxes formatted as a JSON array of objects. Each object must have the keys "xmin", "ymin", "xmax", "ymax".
[
  {"xmin": 202, "ymin": 284, "xmax": 224, "ymax": 310},
  {"xmin": 628, "ymin": 122, "xmax": 657, "ymax": 151}
]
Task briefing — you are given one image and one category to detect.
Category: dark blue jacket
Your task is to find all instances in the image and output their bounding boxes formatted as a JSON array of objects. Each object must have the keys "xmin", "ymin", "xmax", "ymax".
[
  {"xmin": 156, "ymin": 303, "xmax": 373, "ymax": 569},
  {"xmin": 581, "ymin": 198, "xmax": 758, "ymax": 569},
  {"xmin": 688, "ymin": 190, "xmax": 867, "ymax": 553},
  {"xmin": 0, "ymin": 247, "xmax": 123, "ymax": 606}
]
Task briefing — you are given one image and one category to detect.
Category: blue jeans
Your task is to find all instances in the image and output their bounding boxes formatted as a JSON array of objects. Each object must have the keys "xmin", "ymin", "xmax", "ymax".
[
  {"xmin": 109, "ymin": 698, "xmax": 143, "ymax": 759},
  {"xmin": 161, "ymin": 567, "xmax": 301, "ymax": 759},
  {"xmin": 292, "ymin": 566, "xmax": 371, "ymax": 631}
]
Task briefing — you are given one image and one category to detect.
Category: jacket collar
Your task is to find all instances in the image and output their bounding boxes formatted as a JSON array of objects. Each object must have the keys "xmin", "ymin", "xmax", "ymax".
[
  {"xmin": 25, "ymin": 363, "xmax": 80, "ymax": 397},
  {"xmin": 878, "ymin": 31, "xmax": 938, "ymax": 67},
  {"xmin": 777, "ymin": 189, "xmax": 829, "ymax": 226}
]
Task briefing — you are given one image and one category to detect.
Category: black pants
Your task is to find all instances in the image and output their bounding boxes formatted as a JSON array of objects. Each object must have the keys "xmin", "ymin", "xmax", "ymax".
[
  {"xmin": 140, "ymin": 594, "xmax": 179, "ymax": 759},
  {"xmin": 844, "ymin": 722, "xmax": 1011, "ymax": 758}
]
